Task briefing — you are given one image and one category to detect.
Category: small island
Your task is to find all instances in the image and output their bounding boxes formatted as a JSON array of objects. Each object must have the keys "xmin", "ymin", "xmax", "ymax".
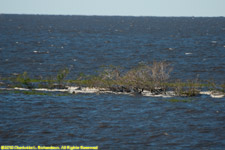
[{"xmin": 1, "ymin": 61, "xmax": 224, "ymax": 98}]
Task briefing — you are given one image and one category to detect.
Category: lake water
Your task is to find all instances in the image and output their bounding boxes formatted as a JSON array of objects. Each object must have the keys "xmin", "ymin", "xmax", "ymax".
[{"xmin": 0, "ymin": 14, "xmax": 225, "ymax": 149}]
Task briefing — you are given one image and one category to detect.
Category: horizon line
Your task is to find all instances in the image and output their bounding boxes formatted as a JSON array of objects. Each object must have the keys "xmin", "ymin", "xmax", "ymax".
[{"xmin": 1, "ymin": 13, "xmax": 225, "ymax": 18}]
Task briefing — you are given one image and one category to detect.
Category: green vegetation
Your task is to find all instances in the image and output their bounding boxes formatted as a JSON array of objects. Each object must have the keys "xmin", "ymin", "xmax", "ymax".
[
  {"xmin": 14, "ymin": 72, "xmax": 33, "ymax": 89},
  {"xmin": 166, "ymin": 98, "xmax": 195, "ymax": 103},
  {"xmin": 13, "ymin": 90, "xmax": 52, "ymax": 96},
  {"xmin": 171, "ymin": 79, "xmax": 200, "ymax": 96},
  {"xmin": 0, "ymin": 61, "xmax": 224, "ymax": 97},
  {"xmin": 57, "ymin": 68, "xmax": 69, "ymax": 86},
  {"xmin": 8, "ymin": 68, "xmax": 70, "ymax": 89},
  {"xmin": 221, "ymin": 82, "xmax": 225, "ymax": 93}
]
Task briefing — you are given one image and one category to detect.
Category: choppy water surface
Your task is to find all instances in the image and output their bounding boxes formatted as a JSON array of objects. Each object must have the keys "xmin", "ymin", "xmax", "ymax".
[
  {"xmin": 0, "ymin": 93, "xmax": 225, "ymax": 149},
  {"xmin": 0, "ymin": 15, "xmax": 225, "ymax": 80},
  {"xmin": 0, "ymin": 15, "xmax": 225, "ymax": 149}
]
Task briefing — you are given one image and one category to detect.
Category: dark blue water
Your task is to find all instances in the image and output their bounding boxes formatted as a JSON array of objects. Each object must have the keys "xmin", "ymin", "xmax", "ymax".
[
  {"xmin": 0, "ymin": 92, "xmax": 225, "ymax": 149},
  {"xmin": 0, "ymin": 15, "xmax": 225, "ymax": 149},
  {"xmin": 0, "ymin": 15, "xmax": 225, "ymax": 80}
]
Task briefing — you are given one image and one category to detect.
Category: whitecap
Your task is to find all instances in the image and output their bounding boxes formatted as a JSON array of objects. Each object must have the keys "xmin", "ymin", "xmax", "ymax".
[
  {"xmin": 185, "ymin": 53, "xmax": 192, "ymax": 55},
  {"xmin": 68, "ymin": 87, "xmax": 101, "ymax": 94},
  {"xmin": 210, "ymin": 91, "xmax": 224, "ymax": 98},
  {"xmin": 210, "ymin": 94, "xmax": 224, "ymax": 98},
  {"xmin": 200, "ymin": 91, "xmax": 211, "ymax": 95},
  {"xmin": 200, "ymin": 91, "xmax": 224, "ymax": 98},
  {"xmin": 33, "ymin": 51, "xmax": 49, "ymax": 54}
]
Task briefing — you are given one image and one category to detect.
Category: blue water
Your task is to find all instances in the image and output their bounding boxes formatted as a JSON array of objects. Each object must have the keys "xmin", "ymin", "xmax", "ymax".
[
  {"xmin": 0, "ymin": 15, "xmax": 225, "ymax": 80},
  {"xmin": 0, "ymin": 14, "xmax": 225, "ymax": 149},
  {"xmin": 0, "ymin": 92, "xmax": 225, "ymax": 149}
]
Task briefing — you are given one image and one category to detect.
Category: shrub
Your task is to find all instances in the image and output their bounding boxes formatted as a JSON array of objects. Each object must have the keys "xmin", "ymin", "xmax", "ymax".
[
  {"xmin": 99, "ymin": 65, "xmax": 121, "ymax": 80},
  {"xmin": 221, "ymin": 82, "xmax": 225, "ymax": 93},
  {"xmin": 15, "ymin": 72, "xmax": 33, "ymax": 89},
  {"xmin": 56, "ymin": 68, "xmax": 69, "ymax": 85},
  {"xmin": 116, "ymin": 61, "xmax": 172, "ymax": 93},
  {"xmin": 206, "ymin": 80, "xmax": 217, "ymax": 91},
  {"xmin": 173, "ymin": 79, "xmax": 200, "ymax": 96}
]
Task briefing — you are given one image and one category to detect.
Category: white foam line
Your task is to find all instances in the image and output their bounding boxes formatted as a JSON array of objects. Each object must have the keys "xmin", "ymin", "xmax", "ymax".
[
  {"xmin": 14, "ymin": 87, "xmax": 30, "ymax": 91},
  {"xmin": 0, "ymin": 87, "xmax": 17, "ymax": 91},
  {"xmin": 211, "ymin": 95, "xmax": 224, "ymax": 98},
  {"xmin": 200, "ymin": 91, "xmax": 224, "ymax": 98},
  {"xmin": 200, "ymin": 91, "xmax": 211, "ymax": 95},
  {"xmin": 34, "ymin": 88, "xmax": 68, "ymax": 92},
  {"xmin": 0, "ymin": 87, "xmax": 224, "ymax": 98}
]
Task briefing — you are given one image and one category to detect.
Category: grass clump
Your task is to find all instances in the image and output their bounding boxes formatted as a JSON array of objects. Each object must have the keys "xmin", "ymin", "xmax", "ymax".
[
  {"xmin": 56, "ymin": 68, "xmax": 69, "ymax": 87},
  {"xmin": 12, "ymin": 90, "xmax": 71, "ymax": 96},
  {"xmin": 73, "ymin": 66, "xmax": 121, "ymax": 88},
  {"xmin": 13, "ymin": 90, "xmax": 52, "ymax": 96},
  {"xmin": 221, "ymin": 82, "xmax": 225, "ymax": 93},
  {"xmin": 172, "ymin": 79, "xmax": 200, "ymax": 97},
  {"xmin": 204, "ymin": 80, "xmax": 225, "ymax": 94},
  {"xmin": 14, "ymin": 72, "xmax": 34, "ymax": 89}
]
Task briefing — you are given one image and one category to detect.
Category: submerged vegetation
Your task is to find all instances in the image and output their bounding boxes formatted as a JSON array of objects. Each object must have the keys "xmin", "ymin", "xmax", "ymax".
[
  {"xmin": 0, "ymin": 89, "xmax": 72, "ymax": 96},
  {"xmin": 166, "ymin": 98, "xmax": 195, "ymax": 103},
  {"xmin": 0, "ymin": 61, "xmax": 224, "ymax": 97}
]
